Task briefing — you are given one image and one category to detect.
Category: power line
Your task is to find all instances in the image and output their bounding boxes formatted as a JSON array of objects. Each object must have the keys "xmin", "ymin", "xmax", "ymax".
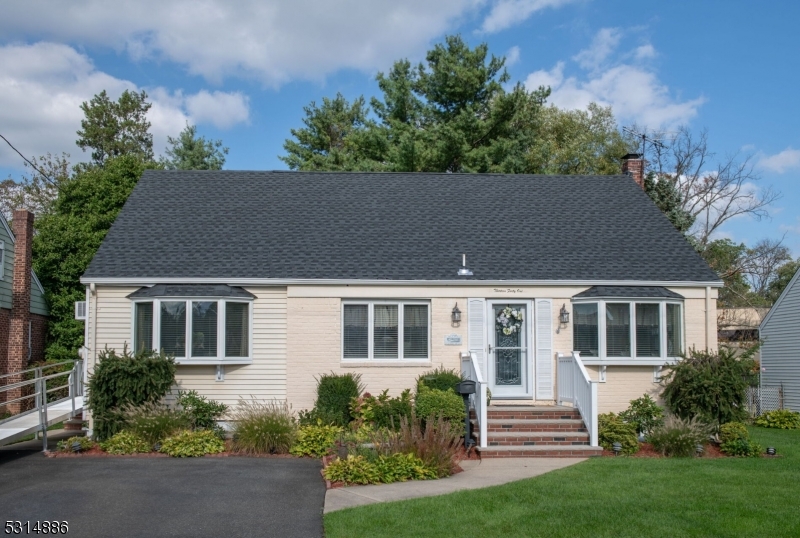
[{"xmin": 0, "ymin": 132, "xmax": 59, "ymax": 187}]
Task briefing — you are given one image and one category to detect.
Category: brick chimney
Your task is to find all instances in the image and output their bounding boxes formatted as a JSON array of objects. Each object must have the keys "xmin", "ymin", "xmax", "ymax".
[
  {"xmin": 6, "ymin": 210, "xmax": 34, "ymax": 412},
  {"xmin": 621, "ymin": 153, "xmax": 645, "ymax": 188}
]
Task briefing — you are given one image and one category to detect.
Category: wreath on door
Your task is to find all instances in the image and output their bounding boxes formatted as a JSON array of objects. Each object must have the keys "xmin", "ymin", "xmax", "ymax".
[{"xmin": 496, "ymin": 306, "xmax": 524, "ymax": 335}]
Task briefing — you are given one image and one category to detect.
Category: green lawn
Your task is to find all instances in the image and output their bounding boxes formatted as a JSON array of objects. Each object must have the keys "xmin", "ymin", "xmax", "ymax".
[{"xmin": 324, "ymin": 427, "xmax": 800, "ymax": 538}]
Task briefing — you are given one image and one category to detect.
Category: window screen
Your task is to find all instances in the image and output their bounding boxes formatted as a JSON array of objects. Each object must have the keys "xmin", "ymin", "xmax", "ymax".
[
  {"xmin": 374, "ymin": 304, "xmax": 398, "ymax": 358},
  {"xmin": 403, "ymin": 304, "xmax": 428, "ymax": 359},
  {"xmin": 343, "ymin": 305, "xmax": 368, "ymax": 358},
  {"xmin": 191, "ymin": 301, "xmax": 218, "ymax": 357},
  {"xmin": 666, "ymin": 304, "xmax": 681, "ymax": 356},
  {"xmin": 636, "ymin": 304, "xmax": 661, "ymax": 357},
  {"xmin": 134, "ymin": 302, "xmax": 153, "ymax": 353},
  {"xmin": 160, "ymin": 301, "xmax": 186, "ymax": 357},
  {"xmin": 606, "ymin": 303, "xmax": 631, "ymax": 357},
  {"xmin": 225, "ymin": 302, "xmax": 249, "ymax": 357},
  {"xmin": 573, "ymin": 303, "xmax": 599, "ymax": 357}
]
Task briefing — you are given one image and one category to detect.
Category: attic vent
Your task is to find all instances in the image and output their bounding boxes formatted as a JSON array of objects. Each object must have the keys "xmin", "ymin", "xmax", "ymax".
[{"xmin": 75, "ymin": 301, "xmax": 87, "ymax": 320}]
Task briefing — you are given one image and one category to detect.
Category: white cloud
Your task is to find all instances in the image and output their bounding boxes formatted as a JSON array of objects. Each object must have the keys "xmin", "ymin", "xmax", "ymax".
[
  {"xmin": 505, "ymin": 46, "xmax": 521, "ymax": 66},
  {"xmin": 0, "ymin": 0, "xmax": 482, "ymax": 86},
  {"xmin": 481, "ymin": 0, "xmax": 578, "ymax": 33},
  {"xmin": 0, "ymin": 43, "xmax": 250, "ymax": 168},
  {"xmin": 573, "ymin": 27, "xmax": 621, "ymax": 71},
  {"xmin": 524, "ymin": 29, "xmax": 704, "ymax": 130},
  {"xmin": 759, "ymin": 147, "xmax": 800, "ymax": 174},
  {"xmin": 633, "ymin": 44, "xmax": 656, "ymax": 60}
]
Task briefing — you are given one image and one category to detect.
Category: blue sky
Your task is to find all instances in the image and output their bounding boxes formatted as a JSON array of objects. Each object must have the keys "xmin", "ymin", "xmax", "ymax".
[{"xmin": 1, "ymin": 0, "xmax": 798, "ymax": 254}]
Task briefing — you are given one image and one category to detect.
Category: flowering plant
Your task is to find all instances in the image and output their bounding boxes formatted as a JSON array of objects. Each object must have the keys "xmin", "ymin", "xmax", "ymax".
[{"xmin": 496, "ymin": 306, "xmax": 523, "ymax": 335}]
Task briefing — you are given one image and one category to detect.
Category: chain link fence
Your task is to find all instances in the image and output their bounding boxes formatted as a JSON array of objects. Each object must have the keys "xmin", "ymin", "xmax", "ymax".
[{"xmin": 745, "ymin": 385, "xmax": 783, "ymax": 417}]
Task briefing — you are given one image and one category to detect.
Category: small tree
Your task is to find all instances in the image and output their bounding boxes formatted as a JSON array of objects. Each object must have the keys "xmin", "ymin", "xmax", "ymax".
[
  {"xmin": 660, "ymin": 346, "xmax": 758, "ymax": 425},
  {"xmin": 161, "ymin": 124, "xmax": 228, "ymax": 170}
]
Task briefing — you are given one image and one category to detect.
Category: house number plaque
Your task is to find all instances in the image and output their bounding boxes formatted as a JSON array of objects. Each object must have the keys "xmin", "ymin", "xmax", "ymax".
[{"xmin": 444, "ymin": 334, "xmax": 463, "ymax": 346}]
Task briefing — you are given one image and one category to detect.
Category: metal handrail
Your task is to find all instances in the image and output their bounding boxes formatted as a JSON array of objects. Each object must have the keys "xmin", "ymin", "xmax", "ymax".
[{"xmin": 0, "ymin": 360, "xmax": 83, "ymax": 451}]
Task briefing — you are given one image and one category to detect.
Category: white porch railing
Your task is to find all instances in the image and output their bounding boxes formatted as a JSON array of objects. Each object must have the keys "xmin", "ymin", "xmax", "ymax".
[
  {"xmin": 460, "ymin": 351, "xmax": 488, "ymax": 448},
  {"xmin": 556, "ymin": 351, "xmax": 598, "ymax": 447}
]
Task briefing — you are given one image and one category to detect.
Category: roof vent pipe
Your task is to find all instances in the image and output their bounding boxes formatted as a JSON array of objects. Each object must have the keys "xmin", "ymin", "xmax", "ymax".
[{"xmin": 457, "ymin": 254, "xmax": 473, "ymax": 276}]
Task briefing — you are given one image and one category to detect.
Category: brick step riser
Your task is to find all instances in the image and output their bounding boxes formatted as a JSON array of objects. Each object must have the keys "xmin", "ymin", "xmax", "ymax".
[
  {"xmin": 487, "ymin": 440, "xmax": 590, "ymax": 446},
  {"xmin": 487, "ymin": 425, "xmax": 586, "ymax": 433},
  {"xmin": 479, "ymin": 449, "xmax": 602, "ymax": 458},
  {"xmin": 486, "ymin": 413, "xmax": 581, "ymax": 420}
]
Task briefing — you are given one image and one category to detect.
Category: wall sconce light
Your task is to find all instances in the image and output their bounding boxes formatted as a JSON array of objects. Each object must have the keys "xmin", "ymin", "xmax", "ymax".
[
  {"xmin": 559, "ymin": 303, "xmax": 570, "ymax": 325},
  {"xmin": 452, "ymin": 303, "xmax": 462, "ymax": 327}
]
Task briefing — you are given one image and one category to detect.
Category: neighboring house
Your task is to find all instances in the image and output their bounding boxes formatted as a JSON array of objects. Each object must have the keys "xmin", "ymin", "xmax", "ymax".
[
  {"xmin": 718, "ymin": 307, "xmax": 768, "ymax": 343},
  {"xmin": 759, "ymin": 266, "xmax": 800, "ymax": 411},
  {"xmin": 80, "ymin": 157, "xmax": 721, "ymax": 430},
  {"xmin": 0, "ymin": 210, "xmax": 49, "ymax": 410}
]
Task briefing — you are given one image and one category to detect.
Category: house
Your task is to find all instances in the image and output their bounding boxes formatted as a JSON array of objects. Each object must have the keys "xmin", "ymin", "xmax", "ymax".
[
  {"xmin": 1, "ymin": 210, "xmax": 49, "ymax": 412},
  {"xmin": 759, "ymin": 265, "xmax": 800, "ymax": 411},
  {"xmin": 79, "ymin": 156, "xmax": 721, "ymax": 446}
]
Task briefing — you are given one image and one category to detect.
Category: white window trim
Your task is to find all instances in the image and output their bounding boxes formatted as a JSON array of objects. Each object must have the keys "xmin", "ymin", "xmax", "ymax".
[
  {"xmin": 131, "ymin": 297, "xmax": 254, "ymax": 365},
  {"xmin": 341, "ymin": 300, "xmax": 431, "ymax": 362},
  {"xmin": 572, "ymin": 298, "xmax": 683, "ymax": 366},
  {"xmin": 0, "ymin": 240, "xmax": 4, "ymax": 281}
]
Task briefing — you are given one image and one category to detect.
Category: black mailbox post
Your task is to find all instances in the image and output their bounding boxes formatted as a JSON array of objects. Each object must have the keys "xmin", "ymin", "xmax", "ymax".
[{"xmin": 456, "ymin": 380, "xmax": 477, "ymax": 449}]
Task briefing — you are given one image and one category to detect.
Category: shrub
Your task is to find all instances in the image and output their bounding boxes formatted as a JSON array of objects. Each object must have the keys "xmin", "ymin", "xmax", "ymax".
[
  {"xmin": 350, "ymin": 389, "xmax": 413, "ymax": 430},
  {"xmin": 290, "ymin": 422, "xmax": 342, "ymax": 457},
  {"xmin": 314, "ymin": 372, "xmax": 364, "ymax": 426},
  {"xmin": 598, "ymin": 413, "xmax": 638, "ymax": 455},
  {"xmin": 754, "ymin": 409, "xmax": 800, "ymax": 429},
  {"xmin": 160, "ymin": 429, "xmax": 225, "ymax": 457},
  {"xmin": 177, "ymin": 390, "xmax": 228, "ymax": 431},
  {"xmin": 323, "ymin": 453, "xmax": 436, "ymax": 485},
  {"xmin": 719, "ymin": 422, "xmax": 750, "ymax": 444},
  {"xmin": 100, "ymin": 431, "xmax": 151, "ymax": 454},
  {"xmin": 230, "ymin": 399, "xmax": 297, "ymax": 454},
  {"xmin": 86, "ymin": 346, "xmax": 176, "ymax": 440},
  {"xmin": 599, "ymin": 413, "xmax": 639, "ymax": 455},
  {"xmin": 416, "ymin": 367, "xmax": 462, "ymax": 394},
  {"xmin": 661, "ymin": 346, "xmax": 758, "ymax": 426},
  {"xmin": 375, "ymin": 413, "xmax": 463, "ymax": 478},
  {"xmin": 56, "ymin": 435, "xmax": 94, "ymax": 452},
  {"xmin": 647, "ymin": 415, "xmax": 714, "ymax": 457},
  {"xmin": 122, "ymin": 402, "xmax": 189, "ymax": 445},
  {"xmin": 619, "ymin": 394, "xmax": 664, "ymax": 435},
  {"xmin": 719, "ymin": 421, "xmax": 762, "ymax": 458},
  {"xmin": 415, "ymin": 386, "xmax": 465, "ymax": 423},
  {"xmin": 297, "ymin": 407, "xmax": 344, "ymax": 427}
]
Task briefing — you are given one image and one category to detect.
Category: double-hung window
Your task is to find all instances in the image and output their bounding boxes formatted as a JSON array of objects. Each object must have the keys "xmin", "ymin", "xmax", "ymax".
[
  {"xmin": 572, "ymin": 299, "xmax": 683, "ymax": 363},
  {"xmin": 133, "ymin": 298, "xmax": 252, "ymax": 363},
  {"xmin": 343, "ymin": 301, "xmax": 430, "ymax": 360}
]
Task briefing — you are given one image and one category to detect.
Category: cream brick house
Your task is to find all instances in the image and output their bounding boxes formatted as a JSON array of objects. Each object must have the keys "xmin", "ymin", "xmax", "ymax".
[{"xmin": 79, "ymin": 163, "xmax": 721, "ymax": 449}]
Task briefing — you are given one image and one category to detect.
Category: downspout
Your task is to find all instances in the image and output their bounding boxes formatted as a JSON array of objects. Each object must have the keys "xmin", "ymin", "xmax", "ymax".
[{"xmin": 705, "ymin": 286, "xmax": 711, "ymax": 350}]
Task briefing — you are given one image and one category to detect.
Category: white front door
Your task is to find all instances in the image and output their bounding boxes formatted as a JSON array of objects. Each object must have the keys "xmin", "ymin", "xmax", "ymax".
[{"xmin": 487, "ymin": 301, "xmax": 533, "ymax": 398}]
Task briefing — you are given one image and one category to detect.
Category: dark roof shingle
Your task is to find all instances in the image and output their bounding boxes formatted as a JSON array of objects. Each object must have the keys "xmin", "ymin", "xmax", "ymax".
[{"xmin": 83, "ymin": 171, "xmax": 720, "ymax": 283}]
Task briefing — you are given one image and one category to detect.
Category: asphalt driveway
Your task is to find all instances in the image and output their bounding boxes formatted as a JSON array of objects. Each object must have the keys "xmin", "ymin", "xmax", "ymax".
[{"xmin": 0, "ymin": 450, "xmax": 325, "ymax": 538}]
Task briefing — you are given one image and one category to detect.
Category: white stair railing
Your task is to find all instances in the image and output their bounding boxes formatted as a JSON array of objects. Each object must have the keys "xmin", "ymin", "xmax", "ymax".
[
  {"xmin": 556, "ymin": 351, "xmax": 598, "ymax": 447},
  {"xmin": 460, "ymin": 351, "xmax": 488, "ymax": 448}
]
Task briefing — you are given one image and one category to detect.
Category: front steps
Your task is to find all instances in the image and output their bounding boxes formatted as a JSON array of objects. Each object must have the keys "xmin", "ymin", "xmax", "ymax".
[{"xmin": 476, "ymin": 405, "xmax": 602, "ymax": 458}]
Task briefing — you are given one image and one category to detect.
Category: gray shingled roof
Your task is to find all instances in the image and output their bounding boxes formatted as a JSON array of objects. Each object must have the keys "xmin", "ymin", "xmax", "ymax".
[
  {"xmin": 572, "ymin": 286, "xmax": 684, "ymax": 299},
  {"xmin": 83, "ymin": 171, "xmax": 720, "ymax": 283},
  {"xmin": 127, "ymin": 284, "xmax": 256, "ymax": 299}
]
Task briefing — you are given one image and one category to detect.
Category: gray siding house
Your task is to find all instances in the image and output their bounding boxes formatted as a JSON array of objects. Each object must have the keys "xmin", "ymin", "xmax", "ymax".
[{"xmin": 760, "ymin": 266, "xmax": 800, "ymax": 411}]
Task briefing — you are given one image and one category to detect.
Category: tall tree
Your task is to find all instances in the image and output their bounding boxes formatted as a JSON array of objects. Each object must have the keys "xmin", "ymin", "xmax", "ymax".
[
  {"xmin": 160, "ymin": 124, "xmax": 229, "ymax": 170},
  {"xmin": 76, "ymin": 89, "xmax": 154, "ymax": 165},
  {"xmin": 643, "ymin": 171, "xmax": 695, "ymax": 234},
  {"xmin": 33, "ymin": 155, "xmax": 158, "ymax": 360},
  {"xmin": 282, "ymin": 35, "xmax": 566, "ymax": 173}
]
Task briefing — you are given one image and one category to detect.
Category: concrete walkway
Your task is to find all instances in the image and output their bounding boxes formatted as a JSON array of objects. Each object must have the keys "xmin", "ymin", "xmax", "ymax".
[{"xmin": 324, "ymin": 457, "xmax": 586, "ymax": 513}]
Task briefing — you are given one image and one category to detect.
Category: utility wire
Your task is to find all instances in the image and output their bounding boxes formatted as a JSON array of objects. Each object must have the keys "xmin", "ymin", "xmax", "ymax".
[{"xmin": 0, "ymin": 132, "xmax": 59, "ymax": 187}]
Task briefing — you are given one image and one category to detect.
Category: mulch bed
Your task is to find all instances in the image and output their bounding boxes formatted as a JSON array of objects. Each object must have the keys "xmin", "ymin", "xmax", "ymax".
[{"xmin": 601, "ymin": 442, "xmax": 725, "ymax": 458}]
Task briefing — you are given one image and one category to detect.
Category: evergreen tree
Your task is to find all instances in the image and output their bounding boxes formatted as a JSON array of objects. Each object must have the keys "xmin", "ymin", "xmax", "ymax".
[
  {"xmin": 161, "ymin": 124, "xmax": 229, "ymax": 170},
  {"xmin": 76, "ymin": 90, "xmax": 154, "ymax": 165}
]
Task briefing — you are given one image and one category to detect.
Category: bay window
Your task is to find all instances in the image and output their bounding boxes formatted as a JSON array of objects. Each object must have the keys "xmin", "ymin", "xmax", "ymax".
[
  {"xmin": 343, "ymin": 301, "xmax": 429, "ymax": 360},
  {"xmin": 572, "ymin": 299, "xmax": 683, "ymax": 363},
  {"xmin": 133, "ymin": 298, "xmax": 252, "ymax": 363}
]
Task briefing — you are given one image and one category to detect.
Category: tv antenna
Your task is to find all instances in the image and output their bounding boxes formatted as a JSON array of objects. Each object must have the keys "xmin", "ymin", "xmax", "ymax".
[{"xmin": 623, "ymin": 126, "xmax": 665, "ymax": 158}]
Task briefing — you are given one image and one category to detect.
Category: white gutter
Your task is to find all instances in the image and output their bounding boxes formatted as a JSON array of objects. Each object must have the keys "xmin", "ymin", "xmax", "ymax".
[{"xmin": 80, "ymin": 277, "xmax": 724, "ymax": 288}]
